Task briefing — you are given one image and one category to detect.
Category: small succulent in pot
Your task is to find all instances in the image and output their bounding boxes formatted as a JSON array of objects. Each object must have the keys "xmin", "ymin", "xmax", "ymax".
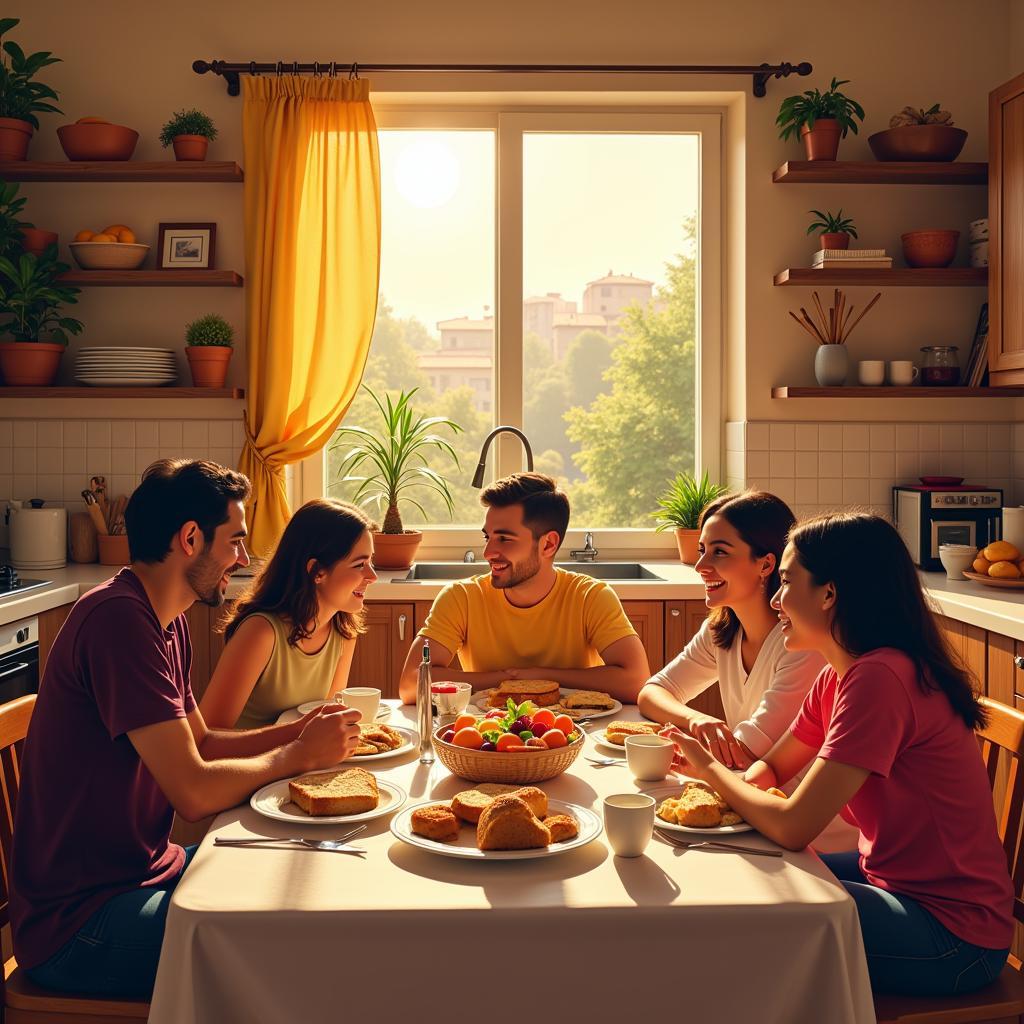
[
  {"xmin": 185, "ymin": 313, "xmax": 233, "ymax": 347},
  {"xmin": 807, "ymin": 208, "xmax": 858, "ymax": 250},
  {"xmin": 777, "ymin": 77, "xmax": 865, "ymax": 161},
  {"xmin": 184, "ymin": 313, "xmax": 233, "ymax": 388},
  {"xmin": 159, "ymin": 108, "xmax": 217, "ymax": 161}
]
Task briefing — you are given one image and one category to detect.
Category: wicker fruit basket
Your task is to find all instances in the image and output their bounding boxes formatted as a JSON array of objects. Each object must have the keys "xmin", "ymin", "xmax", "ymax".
[
  {"xmin": 432, "ymin": 724, "xmax": 585, "ymax": 784},
  {"xmin": 69, "ymin": 242, "xmax": 149, "ymax": 270}
]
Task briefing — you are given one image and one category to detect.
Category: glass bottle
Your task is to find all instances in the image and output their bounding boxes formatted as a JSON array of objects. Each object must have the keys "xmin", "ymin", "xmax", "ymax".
[
  {"xmin": 416, "ymin": 639, "xmax": 435, "ymax": 764},
  {"xmin": 919, "ymin": 345, "xmax": 960, "ymax": 386}
]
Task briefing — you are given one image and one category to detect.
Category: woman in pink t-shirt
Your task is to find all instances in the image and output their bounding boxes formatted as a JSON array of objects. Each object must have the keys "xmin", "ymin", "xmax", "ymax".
[{"xmin": 663, "ymin": 512, "xmax": 1013, "ymax": 996}]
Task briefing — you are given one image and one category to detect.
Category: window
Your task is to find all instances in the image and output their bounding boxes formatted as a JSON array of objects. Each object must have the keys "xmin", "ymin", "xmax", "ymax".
[{"xmin": 312, "ymin": 108, "xmax": 721, "ymax": 551}]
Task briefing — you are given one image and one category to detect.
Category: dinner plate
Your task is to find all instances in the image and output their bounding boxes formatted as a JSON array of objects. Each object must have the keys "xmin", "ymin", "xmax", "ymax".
[
  {"xmin": 75, "ymin": 376, "xmax": 176, "ymax": 386},
  {"xmin": 250, "ymin": 774, "xmax": 406, "ymax": 826},
  {"xmin": 390, "ymin": 798, "xmax": 601, "ymax": 860},
  {"xmin": 296, "ymin": 700, "xmax": 393, "ymax": 721},
  {"xmin": 642, "ymin": 781, "xmax": 755, "ymax": 835},
  {"xmin": 962, "ymin": 570, "xmax": 1024, "ymax": 590},
  {"xmin": 473, "ymin": 687, "xmax": 623, "ymax": 720}
]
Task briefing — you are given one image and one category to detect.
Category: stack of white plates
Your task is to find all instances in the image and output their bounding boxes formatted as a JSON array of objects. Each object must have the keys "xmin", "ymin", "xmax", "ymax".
[{"xmin": 74, "ymin": 347, "xmax": 177, "ymax": 386}]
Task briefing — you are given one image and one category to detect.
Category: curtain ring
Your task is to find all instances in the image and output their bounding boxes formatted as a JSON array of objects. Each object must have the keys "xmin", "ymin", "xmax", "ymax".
[
  {"xmin": 313, "ymin": 61, "xmax": 320, "ymax": 77},
  {"xmin": 330, "ymin": 61, "xmax": 337, "ymax": 77},
  {"xmin": 293, "ymin": 60, "xmax": 299, "ymax": 75},
  {"xmin": 349, "ymin": 62, "xmax": 359, "ymax": 80},
  {"xmin": 276, "ymin": 60, "xmax": 282, "ymax": 76},
  {"xmin": 249, "ymin": 60, "xmax": 257, "ymax": 76}
]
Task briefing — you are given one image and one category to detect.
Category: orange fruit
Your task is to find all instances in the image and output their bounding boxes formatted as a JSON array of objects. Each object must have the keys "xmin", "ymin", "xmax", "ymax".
[
  {"xmin": 495, "ymin": 733, "xmax": 521, "ymax": 752},
  {"xmin": 73, "ymin": 229, "xmax": 95, "ymax": 242},
  {"xmin": 90, "ymin": 233, "xmax": 117, "ymax": 243},
  {"xmin": 102, "ymin": 224, "xmax": 135, "ymax": 243},
  {"xmin": 973, "ymin": 556, "xmax": 992, "ymax": 574},
  {"xmin": 77, "ymin": 117, "xmax": 110, "ymax": 124},
  {"xmin": 532, "ymin": 708, "xmax": 556, "ymax": 728},
  {"xmin": 452, "ymin": 727, "xmax": 483, "ymax": 750},
  {"xmin": 542, "ymin": 728, "xmax": 568, "ymax": 749},
  {"xmin": 552, "ymin": 714, "xmax": 575, "ymax": 735},
  {"xmin": 453, "ymin": 713, "xmax": 477, "ymax": 734},
  {"xmin": 115, "ymin": 228, "xmax": 135, "ymax": 244}
]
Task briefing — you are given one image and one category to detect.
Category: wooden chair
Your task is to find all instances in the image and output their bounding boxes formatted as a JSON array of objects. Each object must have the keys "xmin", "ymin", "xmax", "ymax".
[
  {"xmin": 874, "ymin": 697, "xmax": 1024, "ymax": 1024},
  {"xmin": 0, "ymin": 695, "xmax": 149, "ymax": 1023}
]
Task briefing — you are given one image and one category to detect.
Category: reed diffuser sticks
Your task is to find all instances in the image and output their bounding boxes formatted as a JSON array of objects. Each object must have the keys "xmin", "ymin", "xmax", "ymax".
[{"xmin": 790, "ymin": 289, "xmax": 881, "ymax": 345}]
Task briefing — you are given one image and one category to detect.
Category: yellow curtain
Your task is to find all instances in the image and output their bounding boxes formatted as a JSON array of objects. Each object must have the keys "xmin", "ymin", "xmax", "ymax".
[{"xmin": 240, "ymin": 76, "xmax": 381, "ymax": 555}]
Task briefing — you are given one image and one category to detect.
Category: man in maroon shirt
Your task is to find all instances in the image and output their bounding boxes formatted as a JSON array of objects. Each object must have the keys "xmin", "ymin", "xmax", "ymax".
[{"xmin": 10, "ymin": 459, "xmax": 362, "ymax": 998}]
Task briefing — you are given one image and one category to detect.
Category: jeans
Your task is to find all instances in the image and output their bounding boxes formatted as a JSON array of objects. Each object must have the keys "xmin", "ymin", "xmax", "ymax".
[
  {"xmin": 821, "ymin": 850, "xmax": 1009, "ymax": 996},
  {"xmin": 25, "ymin": 845, "xmax": 197, "ymax": 1000}
]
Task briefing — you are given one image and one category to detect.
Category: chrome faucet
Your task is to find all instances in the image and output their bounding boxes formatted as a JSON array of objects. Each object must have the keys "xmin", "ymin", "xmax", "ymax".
[
  {"xmin": 570, "ymin": 531, "xmax": 599, "ymax": 561},
  {"xmin": 471, "ymin": 426, "xmax": 534, "ymax": 488}
]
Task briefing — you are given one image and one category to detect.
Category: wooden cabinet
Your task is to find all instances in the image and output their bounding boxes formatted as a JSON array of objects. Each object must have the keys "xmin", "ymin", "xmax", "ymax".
[
  {"xmin": 989, "ymin": 72, "xmax": 1024, "ymax": 385},
  {"xmin": 937, "ymin": 614, "xmax": 988, "ymax": 694},
  {"xmin": 37, "ymin": 601, "xmax": 74, "ymax": 675},
  {"xmin": 664, "ymin": 600, "xmax": 726, "ymax": 720},
  {"xmin": 350, "ymin": 603, "xmax": 414, "ymax": 699},
  {"xmin": 621, "ymin": 600, "xmax": 665, "ymax": 673}
]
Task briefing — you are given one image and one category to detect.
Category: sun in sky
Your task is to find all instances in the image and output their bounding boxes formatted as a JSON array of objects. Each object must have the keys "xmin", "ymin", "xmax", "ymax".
[{"xmin": 393, "ymin": 137, "xmax": 461, "ymax": 209}]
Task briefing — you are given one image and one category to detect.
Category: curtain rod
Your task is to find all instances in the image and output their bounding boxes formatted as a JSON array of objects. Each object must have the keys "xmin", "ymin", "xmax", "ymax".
[{"xmin": 192, "ymin": 59, "xmax": 812, "ymax": 98}]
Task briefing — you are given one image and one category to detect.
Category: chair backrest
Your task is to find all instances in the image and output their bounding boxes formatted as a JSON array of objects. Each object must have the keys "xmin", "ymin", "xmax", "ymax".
[
  {"xmin": 0, "ymin": 694, "xmax": 35, "ymax": 932},
  {"xmin": 978, "ymin": 696, "xmax": 1024, "ymax": 928}
]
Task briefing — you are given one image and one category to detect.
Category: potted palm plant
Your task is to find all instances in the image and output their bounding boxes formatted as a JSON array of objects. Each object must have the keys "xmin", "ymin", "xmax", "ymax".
[
  {"xmin": 651, "ymin": 471, "xmax": 729, "ymax": 565},
  {"xmin": 0, "ymin": 18, "xmax": 62, "ymax": 162},
  {"xmin": 185, "ymin": 313, "xmax": 233, "ymax": 387},
  {"xmin": 0, "ymin": 246, "xmax": 82, "ymax": 385},
  {"xmin": 159, "ymin": 108, "xmax": 217, "ymax": 161},
  {"xmin": 330, "ymin": 386, "xmax": 463, "ymax": 570},
  {"xmin": 777, "ymin": 77, "xmax": 865, "ymax": 161},
  {"xmin": 807, "ymin": 209, "xmax": 858, "ymax": 251}
]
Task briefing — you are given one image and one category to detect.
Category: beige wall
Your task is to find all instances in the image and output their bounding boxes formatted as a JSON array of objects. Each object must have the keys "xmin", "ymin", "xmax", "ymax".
[{"xmin": 8, "ymin": 0, "xmax": 1021, "ymax": 424}]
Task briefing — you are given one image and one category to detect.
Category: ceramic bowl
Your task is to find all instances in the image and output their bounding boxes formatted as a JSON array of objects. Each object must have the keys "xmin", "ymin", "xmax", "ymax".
[
  {"xmin": 939, "ymin": 545, "xmax": 978, "ymax": 581},
  {"xmin": 69, "ymin": 242, "xmax": 149, "ymax": 270},
  {"xmin": 868, "ymin": 126, "xmax": 967, "ymax": 162},
  {"xmin": 901, "ymin": 230, "xmax": 959, "ymax": 268},
  {"xmin": 57, "ymin": 123, "xmax": 139, "ymax": 161}
]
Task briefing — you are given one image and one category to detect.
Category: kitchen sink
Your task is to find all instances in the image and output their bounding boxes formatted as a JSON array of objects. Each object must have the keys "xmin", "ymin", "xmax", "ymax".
[{"xmin": 398, "ymin": 562, "xmax": 664, "ymax": 582}]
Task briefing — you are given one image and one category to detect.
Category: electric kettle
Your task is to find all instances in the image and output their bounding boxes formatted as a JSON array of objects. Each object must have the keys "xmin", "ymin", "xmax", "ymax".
[{"xmin": 6, "ymin": 499, "xmax": 67, "ymax": 570}]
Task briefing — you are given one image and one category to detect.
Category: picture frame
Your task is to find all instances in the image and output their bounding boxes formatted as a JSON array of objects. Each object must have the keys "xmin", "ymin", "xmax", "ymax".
[{"xmin": 157, "ymin": 222, "xmax": 216, "ymax": 269}]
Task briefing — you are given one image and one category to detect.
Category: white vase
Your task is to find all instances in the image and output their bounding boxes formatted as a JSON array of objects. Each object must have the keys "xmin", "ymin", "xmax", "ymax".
[{"xmin": 814, "ymin": 345, "xmax": 849, "ymax": 386}]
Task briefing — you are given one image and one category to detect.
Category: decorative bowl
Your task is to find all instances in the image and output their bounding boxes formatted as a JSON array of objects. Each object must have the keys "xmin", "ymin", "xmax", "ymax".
[
  {"xmin": 901, "ymin": 230, "xmax": 959, "ymax": 268},
  {"xmin": 57, "ymin": 123, "xmax": 139, "ymax": 161},
  {"xmin": 432, "ymin": 724, "xmax": 584, "ymax": 784},
  {"xmin": 69, "ymin": 242, "xmax": 149, "ymax": 270},
  {"xmin": 868, "ymin": 126, "xmax": 967, "ymax": 162}
]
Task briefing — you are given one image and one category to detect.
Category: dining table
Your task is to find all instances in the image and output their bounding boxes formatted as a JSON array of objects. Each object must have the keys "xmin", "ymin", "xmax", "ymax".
[{"xmin": 149, "ymin": 700, "xmax": 875, "ymax": 1024}]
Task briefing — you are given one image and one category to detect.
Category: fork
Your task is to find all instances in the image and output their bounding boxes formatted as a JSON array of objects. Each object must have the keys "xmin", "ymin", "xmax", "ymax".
[
  {"xmin": 655, "ymin": 829, "xmax": 783, "ymax": 858},
  {"xmin": 586, "ymin": 755, "xmax": 625, "ymax": 767},
  {"xmin": 214, "ymin": 825, "xmax": 367, "ymax": 848}
]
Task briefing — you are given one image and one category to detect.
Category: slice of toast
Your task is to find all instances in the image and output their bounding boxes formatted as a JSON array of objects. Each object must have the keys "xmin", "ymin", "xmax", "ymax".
[
  {"xmin": 494, "ymin": 679, "xmax": 560, "ymax": 698},
  {"xmin": 288, "ymin": 767, "xmax": 379, "ymax": 816},
  {"xmin": 605, "ymin": 720, "xmax": 660, "ymax": 743},
  {"xmin": 451, "ymin": 783, "xmax": 523, "ymax": 824},
  {"xmin": 562, "ymin": 689, "xmax": 616, "ymax": 710},
  {"xmin": 476, "ymin": 794, "xmax": 551, "ymax": 851}
]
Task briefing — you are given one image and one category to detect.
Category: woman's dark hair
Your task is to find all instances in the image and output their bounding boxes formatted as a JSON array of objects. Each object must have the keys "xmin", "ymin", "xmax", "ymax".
[
  {"xmin": 789, "ymin": 511, "xmax": 984, "ymax": 730},
  {"xmin": 125, "ymin": 458, "xmax": 251, "ymax": 564},
  {"xmin": 223, "ymin": 499, "xmax": 376, "ymax": 646},
  {"xmin": 699, "ymin": 490, "xmax": 796, "ymax": 649}
]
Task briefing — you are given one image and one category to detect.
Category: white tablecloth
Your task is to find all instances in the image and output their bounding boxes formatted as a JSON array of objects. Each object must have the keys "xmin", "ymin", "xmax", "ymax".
[{"xmin": 150, "ymin": 703, "xmax": 875, "ymax": 1024}]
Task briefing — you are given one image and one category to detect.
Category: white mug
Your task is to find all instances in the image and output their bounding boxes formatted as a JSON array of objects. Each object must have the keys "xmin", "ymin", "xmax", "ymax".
[
  {"xmin": 603, "ymin": 793, "xmax": 655, "ymax": 857},
  {"xmin": 858, "ymin": 360, "xmax": 885, "ymax": 387},
  {"xmin": 888, "ymin": 361, "xmax": 920, "ymax": 386},
  {"xmin": 624, "ymin": 735, "xmax": 675, "ymax": 781},
  {"xmin": 338, "ymin": 687, "xmax": 381, "ymax": 722},
  {"xmin": 431, "ymin": 681, "xmax": 472, "ymax": 718}
]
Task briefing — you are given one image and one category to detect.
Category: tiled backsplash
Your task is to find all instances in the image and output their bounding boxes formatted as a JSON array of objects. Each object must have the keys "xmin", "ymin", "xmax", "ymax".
[
  {"xmin": 0, "ymin": 417, "xmax": 244, "ymax": 513},
  {"xmin": 726, "ymin": 421, "xmax": 1024, "ymax": 521}
]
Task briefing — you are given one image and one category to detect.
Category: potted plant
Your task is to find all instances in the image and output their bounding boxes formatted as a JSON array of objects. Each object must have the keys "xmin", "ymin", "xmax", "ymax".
[
  {"xmin": 0, "ymin": 18, "xmax": 62, "ymax": 162},
  {"xmin": 330, "ymin": 386, "xmax": 463, "ymax": 570},
  {"xmin": 807, "ymin": 209, "xmax": 858, "ymax": 251},
  {"xmin": 777, "ymin": 77, "xmax": 865, "ymax": 161},
  {"xmin": 185, "ymin": 313, "xmax": 233, "ymax": 387},
  {"xmin": 159, "ymin": 108, "xmax": 217, "ymax": 161},
  {"xmin": 651, "ymin": 471, "xmax": 729, "ymax": 565},
  {"xmin": 0, "ymin": 246, "xmax": 82, "ymax": 385}
]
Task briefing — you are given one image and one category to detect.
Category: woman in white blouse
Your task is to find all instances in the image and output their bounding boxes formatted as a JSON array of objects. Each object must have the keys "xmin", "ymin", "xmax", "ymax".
[{"xmin": 638, "ymin": 489, "xmax": 856, "ymax": 851}]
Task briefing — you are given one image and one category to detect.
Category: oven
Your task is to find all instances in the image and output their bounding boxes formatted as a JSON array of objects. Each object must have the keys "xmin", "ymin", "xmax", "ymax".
[{"xmin": 0, "ymin": 617, "xmax": 39, "ymax": 704}]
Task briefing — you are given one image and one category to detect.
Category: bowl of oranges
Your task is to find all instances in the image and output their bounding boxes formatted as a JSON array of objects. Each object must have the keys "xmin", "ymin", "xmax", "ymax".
[
  {"xmin": 70, "ymin": 225, "xmax": 148, "ymax": 270},
  {"xmin": 433, "ymin": 700, "xmax": 585, "ymax": 784},
  {"xmin": 962, "ymin": 541, "xmax": 1024, "ymax": 589}
]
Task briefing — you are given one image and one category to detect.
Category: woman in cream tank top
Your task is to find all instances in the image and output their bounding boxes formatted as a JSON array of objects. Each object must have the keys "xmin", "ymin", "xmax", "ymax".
[{"xmin": 199, "ymin": 499, "xmax": 377, "ymax": 729}]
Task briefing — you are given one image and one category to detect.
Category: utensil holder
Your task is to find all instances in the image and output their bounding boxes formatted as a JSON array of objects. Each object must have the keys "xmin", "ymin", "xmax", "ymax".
[
  {"xmin": 97, "ymin": 533, "xmax": 130, "ymax": 566},
  {"xmin": 814, "ymin": 345, "xmax": 849, "ymax": 387}
]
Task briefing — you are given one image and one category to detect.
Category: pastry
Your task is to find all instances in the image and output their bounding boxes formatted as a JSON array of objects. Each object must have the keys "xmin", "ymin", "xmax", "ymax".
[
  {"xmin": 604, "ymin": 720, "xmax": 660, "ymax": 743},
  {"xmin": 543, "ymin": 814, "xmax": 579, "ymax": 843},
  {"xmin": 451, "ymin": 783, "xmax": 523, "ymax": 824},
  {"xmin": 411, "ymin": 804, "xmax": 460, "ymax": 842},
  {"xmin": 288, "ymin": 767, "xmax": 379, "ymax": 816},
  {"xmin": 488, "ymin": 679, "xmax": 561, "ymax": 708},
  {"xmin": 476, "ymin": 794, "xmax": 551, "ymax": 850},
  {"xmin": 561, "ymin": 690, "xmax": 616, "ymax": 711},
  {"xmin": 354, "ymin": 723, "xmax": 404, "ymax": 754}
]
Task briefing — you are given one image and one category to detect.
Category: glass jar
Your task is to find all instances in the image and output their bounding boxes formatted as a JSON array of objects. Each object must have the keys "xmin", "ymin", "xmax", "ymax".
[{"xmin": 919, "ymin": 345, "xmax": 960, "ymax": 386}]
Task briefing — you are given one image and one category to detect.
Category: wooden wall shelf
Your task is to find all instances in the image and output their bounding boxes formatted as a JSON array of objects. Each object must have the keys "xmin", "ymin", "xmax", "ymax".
[
  {"xmin": 774, "ymin": 267, "xmax": 987, "ymax": 287},
  {"xmin": 59, "ymin": 270, "xmax": 243, "ymax": 287},
  {"xmin": 0, "ymin": 387, "xmax": 245, "ymax": 398},
  {"xmin": 0, "ymin": 161, "xmax": 244, "ymax": 182},
  {"xmin": 772, "ymin": 386, "xmax": 1024, "ymax": 399},
  {"xmin": 772, "ymin": 161, "xmax": 988, "ymax": 185}
]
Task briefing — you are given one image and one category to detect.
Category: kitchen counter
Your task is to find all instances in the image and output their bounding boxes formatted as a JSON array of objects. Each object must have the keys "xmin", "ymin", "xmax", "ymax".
[{"xmin": 2, "ymin": 561, "xmax": 1022, "ymax": 644}]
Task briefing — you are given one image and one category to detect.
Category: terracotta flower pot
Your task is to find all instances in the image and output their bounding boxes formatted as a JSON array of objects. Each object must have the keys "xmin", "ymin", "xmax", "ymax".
[
  {"xmin": 172, "ymin": 135, "xmax": 209, "ymax": 161},
  {"xmin": 0, "ymin": 341, "xmax": 64, "ymax": 386},
  {"xmin": 20, "ymin": 228, "xmax": 58, "ymax": 257},
  {"xmin": 820, "ymin": 232, "xmax": 850, "ymax": 250},
  {"xmin": 371, "ymin": 530, "xmax": 423, "ymax": 570},
  {"xmin": 800, "ymin": 119, "xmax": 842, "ymax": 161},
  {"xmin": 674, "ymin": 528, "xmax": 701, "ymax": 565},
  {"xmin": 0, "ymin": 117, "xmax": 33, "ymax": 161},
  {"xmin": 186, "ymin": 345, "xmax": 232, "ymax": 388}
]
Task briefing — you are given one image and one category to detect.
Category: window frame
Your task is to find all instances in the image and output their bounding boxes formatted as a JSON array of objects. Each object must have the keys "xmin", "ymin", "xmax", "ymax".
[{"xmin": 299, "ymin": 105, "xmax": 723, "ymax": 560}]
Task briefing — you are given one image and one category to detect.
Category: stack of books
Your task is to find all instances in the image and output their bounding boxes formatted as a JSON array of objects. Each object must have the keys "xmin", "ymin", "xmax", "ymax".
[
  {"xmin": 962, "ymin": 303, "xmax": 990, "ymax": 387},
  {"xmin": 812, "ymin": 248, "xmax": 893, "ymax": 270}
]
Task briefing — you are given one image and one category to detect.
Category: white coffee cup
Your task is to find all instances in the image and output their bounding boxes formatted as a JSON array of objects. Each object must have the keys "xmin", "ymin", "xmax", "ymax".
[
  {"xmin": 338, "ymin": 687, "xmax": 381, "ymax": 722},
  {"xmin": 888, "ymin": 361, "xmax": 919, "ymax": 386},
  {"xmin": 858, "ymin": 360, "xmax": 885, "ymax": 386},
  {"xmin": 431, "ymin": 681, "xmax": 472, "ymax": 717},
  {"xmin": 624, "ymin": 735, "xmax": 675, "ymax": 781},
  {"xmin": 603, "ymin": 793, "xmax": 655, "ymax": 857}
]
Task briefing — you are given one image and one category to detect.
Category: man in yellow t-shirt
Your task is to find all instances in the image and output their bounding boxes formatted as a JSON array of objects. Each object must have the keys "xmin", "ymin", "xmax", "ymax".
[{"xmin": 398, "ymin": 473, "xmax": 649, "ymax": 704}]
